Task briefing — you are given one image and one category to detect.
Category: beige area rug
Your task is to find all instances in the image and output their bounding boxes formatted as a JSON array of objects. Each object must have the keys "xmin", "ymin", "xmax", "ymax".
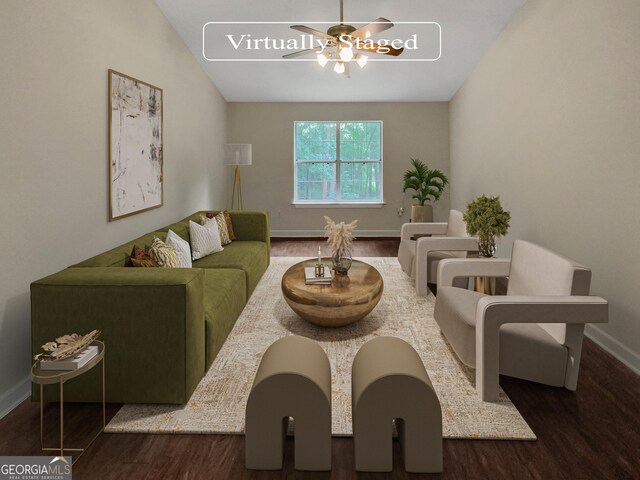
[{"xmin": 106, "ymin": 257, "xmax": 535, "ymax": 440}]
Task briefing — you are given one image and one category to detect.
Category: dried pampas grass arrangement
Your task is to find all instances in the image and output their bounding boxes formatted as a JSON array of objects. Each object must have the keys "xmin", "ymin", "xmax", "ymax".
[
  {"xmin": 324, "ymin": 216, "xmax": 358, "ymax": 252},
  {"xmin": 34, "ymin": 330, "xmax": 101, "ymax": 361}
]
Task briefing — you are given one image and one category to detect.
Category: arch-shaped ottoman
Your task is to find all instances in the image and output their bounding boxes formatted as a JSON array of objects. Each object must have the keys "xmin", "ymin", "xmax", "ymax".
[
  {"xmin": 352, "ymin": 336, "xmax": 443, "ymax": 473},
  {"xmin": 245, "ymin": 335, "xmax": 331, "ymax": 471}
]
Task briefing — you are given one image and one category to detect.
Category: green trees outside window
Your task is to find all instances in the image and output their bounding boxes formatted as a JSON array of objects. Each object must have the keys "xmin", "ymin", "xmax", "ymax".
[{"xmin": 294, "ymin": 121, "xmax": 382, "ymax": 203}]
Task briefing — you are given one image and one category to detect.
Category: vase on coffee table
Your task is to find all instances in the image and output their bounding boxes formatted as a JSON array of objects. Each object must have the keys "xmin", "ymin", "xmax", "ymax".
[{"xmin": 332, "ymin": 249, "xmax": 353, "ymax": 276}]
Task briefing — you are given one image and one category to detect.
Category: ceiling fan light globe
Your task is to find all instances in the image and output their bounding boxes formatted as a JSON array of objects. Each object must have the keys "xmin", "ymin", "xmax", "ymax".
[
  {"xmin": 339, "ymin": 47, "xmax": 354, "ymax": 62},
  {"xmin": 317, "ymin": 52, "xmax": 329, "ymax": 68},
  {"xmin": 356, "ymin": 54, "xmax": 368, "ymax": 68},
  {"xmin": 334, "ymin": 61, "xmax": 345, "ymax": 74}
]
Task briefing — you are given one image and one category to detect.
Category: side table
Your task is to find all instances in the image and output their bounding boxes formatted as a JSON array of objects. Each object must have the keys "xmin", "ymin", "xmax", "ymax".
[{"xmin": 31, "ymin": 340, "xmax": 105, "ymax": 464}]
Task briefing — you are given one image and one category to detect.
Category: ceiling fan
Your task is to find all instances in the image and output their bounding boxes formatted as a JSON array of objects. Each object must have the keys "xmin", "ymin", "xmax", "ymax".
[{"xmin": 283, "ymin": 0, "xmax": 404, "ymax": 76}]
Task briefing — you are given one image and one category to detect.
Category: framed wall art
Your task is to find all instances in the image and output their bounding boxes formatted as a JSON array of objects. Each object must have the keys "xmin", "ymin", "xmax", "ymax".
[{"xmin": 108, "ymin": 69, "xmax": 163, "ymax": 220}]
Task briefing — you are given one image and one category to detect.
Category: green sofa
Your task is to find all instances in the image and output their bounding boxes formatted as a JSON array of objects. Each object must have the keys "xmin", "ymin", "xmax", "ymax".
[{"xmin": 31, "ymin": 210, "xmax": 270, "ymax": 404}]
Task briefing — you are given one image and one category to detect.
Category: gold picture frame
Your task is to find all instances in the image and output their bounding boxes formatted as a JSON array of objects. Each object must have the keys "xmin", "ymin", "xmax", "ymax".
[{"xmin": 108, "ymin": 69, "xmax": 163, "ymax": 221}]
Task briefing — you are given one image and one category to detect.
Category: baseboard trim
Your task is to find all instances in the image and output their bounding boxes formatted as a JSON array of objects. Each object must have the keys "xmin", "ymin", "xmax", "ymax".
[
  {"xmin": 271, "ymin": 229, "xmax": 400, "ymax": 238},
  {"xmin": 585, "ymin": 325, "xmax": 640, "ymax": 376},
  {"xmin": 0, "ymin": 375, "xmax": 31, "ymax": 420}
]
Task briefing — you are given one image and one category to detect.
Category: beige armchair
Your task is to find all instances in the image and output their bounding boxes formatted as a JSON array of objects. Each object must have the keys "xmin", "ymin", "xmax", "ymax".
[
  {"xmin": 434, "ymin": 240, "xmax": 608, "ymax": 401},
  {"xmin": 397, "ymin": 209, "xmax": 478, "ymax": 296}
]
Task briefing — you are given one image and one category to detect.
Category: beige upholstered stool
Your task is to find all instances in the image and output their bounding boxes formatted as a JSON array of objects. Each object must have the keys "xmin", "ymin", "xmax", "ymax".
[
  {"xmin": 245, "ymin": 335, "xmax": 331, "ymax": 471},
  {"xmin": 352, "ymin": 336, "xmax": 443, "ymax": 473}
]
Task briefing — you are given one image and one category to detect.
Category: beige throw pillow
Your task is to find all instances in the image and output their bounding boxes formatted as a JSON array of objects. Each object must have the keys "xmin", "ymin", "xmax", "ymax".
[
  {"xmin": 165, "ymin": 229, "xmax": 192, "ymax": 268},
  {"xmin": 189, "ymin": 219, "xmax": 223, "ymax": 260}
]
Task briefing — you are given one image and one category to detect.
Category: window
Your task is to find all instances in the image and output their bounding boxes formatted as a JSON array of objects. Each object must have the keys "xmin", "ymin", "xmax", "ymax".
[{"xmin": 294, "ymin": 121, "xmax": 383, "ymax": 204}]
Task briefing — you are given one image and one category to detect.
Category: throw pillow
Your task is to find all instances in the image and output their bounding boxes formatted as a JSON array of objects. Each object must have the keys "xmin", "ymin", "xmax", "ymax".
[
  {"xmin": 216, "ymin": 212, "xmax": 232, "ymax": 245},
  {"xmin": 223, "ymin": 211, "xmax": 236, "ymax": 240},
  {"xmin": 206, "ymin": 210, "xmax": 236, "ymax": 240},
  {"xmin": 128, "ymin": 245, "xmax": 157, "ymax": 268},
  {"xmin": 165, "ymin": 229, "xmax": 192, "ymax": 268},
  {"xmin": 149, "ymin": 237, "xmax": 179, "ymax": 268},
  {"xmin": 189, "ymin": 219, "xmax": 223, "ymax": 260},
  {"xmin": 202, "ymin": 212, "xmax": 231, "ymax": 245}
]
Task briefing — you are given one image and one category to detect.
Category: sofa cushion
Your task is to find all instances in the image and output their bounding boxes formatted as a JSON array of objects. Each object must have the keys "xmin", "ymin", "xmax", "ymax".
[
  {"xmin": 73, "ymin": 231, "xmax": 167, "ymax": 268},
  {"xmin": 192, "ymin": 241, "xmax": 268, "ymax": 297},
  {"xmin": 435, "ymin": 286, "xmax": 568, "ymax": 386},
  {"xmin": 202, "ymin": 269, "xmax": 247, "ymax": 368}
]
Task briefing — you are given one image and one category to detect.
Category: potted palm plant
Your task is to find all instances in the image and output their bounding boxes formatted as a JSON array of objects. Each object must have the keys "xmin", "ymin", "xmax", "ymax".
[
  {"xmin": 463, "ymin": 195, "xmax": 511, "ymax": 257},
  {"xmin": 402, "ymin": 158, "xmax": 449, "ymax": 223}
]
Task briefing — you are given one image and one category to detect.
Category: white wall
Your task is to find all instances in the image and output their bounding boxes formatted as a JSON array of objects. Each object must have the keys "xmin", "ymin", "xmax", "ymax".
[
  {"xmin": 450, "ymin": 0, "xmax": 640, "ymax": 373},
  {"xmin": 0, "ymin": 0, "xmax": 227, "ymax": 417},
  {"xmin": 227, "ymin": 102, "xmax": 450, "ymax": 235}
]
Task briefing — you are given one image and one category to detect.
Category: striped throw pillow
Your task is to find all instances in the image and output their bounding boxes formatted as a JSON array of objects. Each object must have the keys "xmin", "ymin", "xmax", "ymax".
[
  {"xmin": 201, "ymin": 213, "xmax": 231, "ymax": 245},
  {"xmin": 206, "ymin": 211, "xmax": 236, "ymax": 240},
  {"xmin": 149, "ymin": 237, "xmax": 179, "ymax": 268},
  {"xmin": 223, "ymin": 211, "xmax": 236, "ymax": 240}
]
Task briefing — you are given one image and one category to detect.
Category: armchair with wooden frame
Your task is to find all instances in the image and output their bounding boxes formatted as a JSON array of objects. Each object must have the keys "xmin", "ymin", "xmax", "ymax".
[
  {"xmin": 434, "ymin": 240, "xmax": 608, "ymax": 401},
  {"xmin": 397, "ymin": 209, "xmax": 478, "ymax": 296}
]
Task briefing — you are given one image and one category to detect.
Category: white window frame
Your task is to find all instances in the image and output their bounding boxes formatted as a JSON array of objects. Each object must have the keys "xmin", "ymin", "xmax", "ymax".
[{"xmin": 293, "ymin": 120, "xmax": 384, "ymax": 207}]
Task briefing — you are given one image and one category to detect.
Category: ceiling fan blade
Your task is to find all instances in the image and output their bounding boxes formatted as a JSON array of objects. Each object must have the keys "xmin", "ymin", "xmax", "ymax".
[
  {"xmin": 354, "ymin": 42, "xmax": 403, "ymax": 56},
  {"xmin": 350, "ymin": 17, "xmax": 394, "ymax": 39},
  {"xmin": 290, "ymin": 25, "xmax": 335, "ymax": 42},
  {"xmin": 282, "ymin": 47, "xmax": 322, "ymax": 59}
]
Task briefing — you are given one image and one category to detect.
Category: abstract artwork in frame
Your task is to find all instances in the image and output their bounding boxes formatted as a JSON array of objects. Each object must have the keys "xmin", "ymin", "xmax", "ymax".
[{"xmin": 109, "ymin": 69, "xmax": 163, "ymax": 220}]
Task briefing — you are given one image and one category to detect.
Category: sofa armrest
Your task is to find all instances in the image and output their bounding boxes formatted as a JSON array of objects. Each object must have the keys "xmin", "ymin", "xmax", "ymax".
[
  {"xmin": 415, "ymin": 237, "xmax": 480, "ymax": 296},
  {"xmin": 31, "ymin": 267, "xmax": 205, "ymax": 404},
  {"xmin": 437, "ymin": 258, "xmax": 511, "ymax": 288},
  {"xmin": 400, "ymin": 222, "xmax": 448, "ymax": 240},
  {"xmin": 475, "ymin": 295, "xmax": 608, "ymax": 401},
  {"xmin": 228, "ymin": 211, "xmax": 270, "ymax": 256}
]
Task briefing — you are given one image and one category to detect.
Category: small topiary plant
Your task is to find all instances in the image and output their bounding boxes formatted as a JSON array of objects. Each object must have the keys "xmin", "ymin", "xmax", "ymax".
[{"xmin": 463, "ymin": 195, "xmax": 511, "ymax": 257}]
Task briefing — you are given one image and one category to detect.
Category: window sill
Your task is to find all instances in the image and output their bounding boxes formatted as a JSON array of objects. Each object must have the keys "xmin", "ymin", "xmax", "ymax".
[{"xmin": 292, "ymin": 202, "xmax": 385, "ymax": 209}]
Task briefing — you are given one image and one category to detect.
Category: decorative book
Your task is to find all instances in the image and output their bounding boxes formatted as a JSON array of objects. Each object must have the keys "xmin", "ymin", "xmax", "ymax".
[
  {"xmin": 304, "ymin": 266, "xmax": 332, "ymax": 285},
  {"xmin": 40, "ymin": 345, "xmax": 99, "ymax": 371}
]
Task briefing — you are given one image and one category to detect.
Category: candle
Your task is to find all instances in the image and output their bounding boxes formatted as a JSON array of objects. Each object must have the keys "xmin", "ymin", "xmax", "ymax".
[{"xmin": 318, "ymin": 246, "xmax": 322, "ymax": 265}]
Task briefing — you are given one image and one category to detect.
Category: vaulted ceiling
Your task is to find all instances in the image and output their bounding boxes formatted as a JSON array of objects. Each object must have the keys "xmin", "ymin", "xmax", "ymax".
[{"xmin": 155, "ymin": 0, "xmax": 526, "ymax": 101}]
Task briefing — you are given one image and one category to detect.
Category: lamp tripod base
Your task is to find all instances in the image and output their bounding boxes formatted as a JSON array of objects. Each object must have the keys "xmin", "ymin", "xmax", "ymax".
[{"xmin": 230, "ymin": 165, "xmax": 244, "ymax": 210}]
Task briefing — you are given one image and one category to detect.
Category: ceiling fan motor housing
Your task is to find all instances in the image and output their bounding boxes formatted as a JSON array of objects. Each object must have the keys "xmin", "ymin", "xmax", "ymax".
[{"xmin": 327, "ymin": 24, "xmax": 356, "ymax": 38}]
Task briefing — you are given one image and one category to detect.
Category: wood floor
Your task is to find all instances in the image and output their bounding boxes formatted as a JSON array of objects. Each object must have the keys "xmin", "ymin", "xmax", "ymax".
[
  {"xmin": 2, "ymin": 239, "xmax": 639, "ymax": 479},
  {"xmin": 270, "ymin": 237, "xmax": 401, "ymax": 257}
]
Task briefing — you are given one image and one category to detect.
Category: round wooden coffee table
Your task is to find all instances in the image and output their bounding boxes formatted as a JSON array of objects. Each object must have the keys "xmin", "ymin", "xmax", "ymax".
[{"xmin": 281, "ymin": 259, "xmax": 384, "ymax": 327}]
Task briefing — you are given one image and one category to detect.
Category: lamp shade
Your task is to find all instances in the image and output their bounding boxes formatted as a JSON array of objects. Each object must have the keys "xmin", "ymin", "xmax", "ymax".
[{"xmin": 224, "ymin": 144, "xmax": 252, "ymax": 166}]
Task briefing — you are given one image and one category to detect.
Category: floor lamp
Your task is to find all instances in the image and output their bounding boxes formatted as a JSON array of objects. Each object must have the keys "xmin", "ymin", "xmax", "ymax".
[{"xmin": 223, "ymin": 144, "xmax": 252, "ymax": 210}]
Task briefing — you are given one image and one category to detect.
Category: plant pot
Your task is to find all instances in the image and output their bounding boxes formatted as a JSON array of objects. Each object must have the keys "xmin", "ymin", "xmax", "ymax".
[{"xmin": 410, "ymin": 205, "xmax": 433, "ymax": 223}]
